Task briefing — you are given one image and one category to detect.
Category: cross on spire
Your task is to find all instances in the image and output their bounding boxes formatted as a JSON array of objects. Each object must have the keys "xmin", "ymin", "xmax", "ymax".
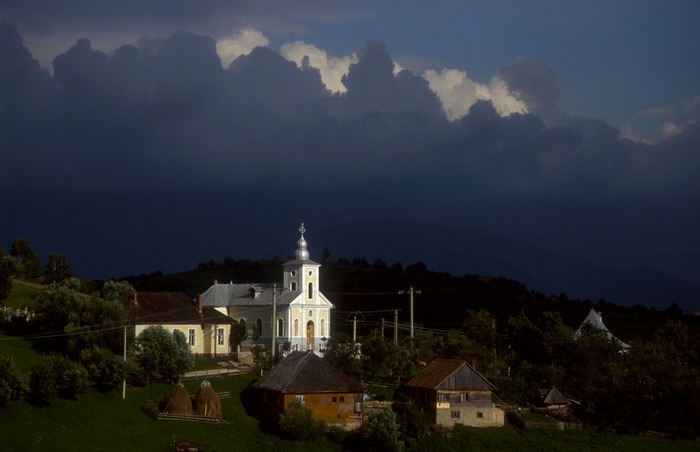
[{"xmin": 299, "ymin": 223, "xmax": 306, "ymax": 236}]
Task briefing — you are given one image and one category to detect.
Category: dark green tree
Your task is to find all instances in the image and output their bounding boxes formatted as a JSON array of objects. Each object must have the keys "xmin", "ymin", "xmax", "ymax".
[
  {"xmin": 32, "ymin": 278, "xmax": 84, "ymax": 351},
  {"xmin": 278, "ymin": 399, "xmax": 326, "ymax": 440},
  {"xmin": 100, "ymin": 280, "xmax": 135, "ymax": 302},
  {"xmin": 44, "ymin": 253, "xmax": 73, "ymax": 284},
  {"xmin": 0, "ymin": 255, "xmax": 17, "ymax": 302},
  {"xmin": 9, "ymin": 238, "xmax": 42, "ymax": 280},
  {"xmin": 362, "ymin": 409, "xmax": 403, "ymax": 452},
  {"xmin": 323, "ymin": 332, "xmax": 361, "ymax": 379},
  {"xmin": 134, "ymin": 326, "xmax": 193, "ymax": 383}
]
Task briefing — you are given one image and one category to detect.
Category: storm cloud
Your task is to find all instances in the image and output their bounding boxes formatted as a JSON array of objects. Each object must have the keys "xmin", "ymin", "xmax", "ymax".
[{"xmin": 1, "ymin": 21, "xmax": 699, "ymax": 298}]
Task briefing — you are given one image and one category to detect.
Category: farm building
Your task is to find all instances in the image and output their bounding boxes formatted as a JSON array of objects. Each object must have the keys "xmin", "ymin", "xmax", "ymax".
[
  {"xmin": 251, "ymin": 350, "xmax": 364, "ymax": 428},
  {"xmin": 404, "ymin": 359, "xmax": 504, "ymax": 428}
]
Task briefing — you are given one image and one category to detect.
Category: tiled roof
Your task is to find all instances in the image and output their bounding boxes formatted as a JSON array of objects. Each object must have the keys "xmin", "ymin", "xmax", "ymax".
[
  {"xmin": 121, "ymin": 292, "xmax": 233, "ymax": 326},
  {"xmin": 253, "ymin": 351, "xmax": 363, "ymax": 394},
  {"xmin": 405, "ymin": 359, "xmax": 496, "ymax": 391}
]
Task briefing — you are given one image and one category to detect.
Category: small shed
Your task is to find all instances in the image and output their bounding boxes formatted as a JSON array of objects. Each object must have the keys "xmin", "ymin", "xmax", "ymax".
[{"xmin": 538, "ymin": 386, "xmax": 570, "ymax": 411}]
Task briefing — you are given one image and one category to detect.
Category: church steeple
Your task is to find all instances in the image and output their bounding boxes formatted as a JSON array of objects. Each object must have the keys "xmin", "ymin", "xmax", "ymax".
[{"xmin": 295, "ymin": 223, "xmax": 310, "ymax": 261}]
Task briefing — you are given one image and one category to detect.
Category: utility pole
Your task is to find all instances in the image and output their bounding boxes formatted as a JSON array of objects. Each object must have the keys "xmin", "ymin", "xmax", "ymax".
[
  {"xmin": 393, "ymin": 309, "xmax": 399, "ymax": 346},
  {"xmin": 271, "ymin": 283, "xmax": 277, "ymax": 361},
  {"xmin": 410, "ymin": 286, "xmax": 415, "ymax": 339},
  {"xmin": 352, "ymin": 313, "xmax": 357, "ymax": 343},
  {"xmin": 122, "ymin": 323, "xmax": 127, "ymax": 399},
  {"xmin": 381, "ymin": 318, "xmax": 385, "ymax": 338}
]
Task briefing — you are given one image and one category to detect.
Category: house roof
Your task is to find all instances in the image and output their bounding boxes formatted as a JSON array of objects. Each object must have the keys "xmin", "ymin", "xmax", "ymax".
[
  {"xmin": 539, "ymin": 387, "xmax": 569, "ymax": 406},
  {"xmin": 405, "ymin": 359, "xmax": 496, "ymax": 391},
  {"xmin": 575, "ymin": 308, "xmax": 631, "ymax": 349},
  {"xmin": 120, "ymin": 292, "xmax": 234, "ymax": 326},
  {"xmin": 252, "ymin": 351, "xmax": 363, "ymax": 394}
]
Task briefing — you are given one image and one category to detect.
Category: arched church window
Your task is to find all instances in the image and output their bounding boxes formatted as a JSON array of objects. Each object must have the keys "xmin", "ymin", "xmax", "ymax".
[
  {"xmin": 291, "ymin": 281, "xmax": 297, "ymax": 291},
  {"xmin": 256, "ymin": 318, "xmax": 263, "ymax": 336},
  {"xmin": 309, "ymin": 310, "xmax": 313, "ymax": 317},
  {"xmin": 308, "ymin": 282, "xmax": 313, "ymax": 299},
  {"xmin": 321, "ymin": 318, "xmax": 325, "ymax": 337},
  {"xmin": 277, "ymin": 318, "xmax": 284, "ymax": 337},
  {"xmin": 294, "ymin": 318, "xmax": 299, "ymax": 336}
]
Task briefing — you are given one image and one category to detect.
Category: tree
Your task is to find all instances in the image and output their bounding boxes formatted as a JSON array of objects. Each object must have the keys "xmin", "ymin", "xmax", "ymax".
[
  {"xmin": 0, "ymin": 255, "xmax": 17, "ymax": 302},
  {"xmin": 0, "ymin": 355, "xmax": 27, "ymax": 407},
  {"xmin": 100, "ymin": 280, "xmax": 135, "ymax": 302},
  {"xmin": 322, "ymin": 246, "xmax": 330, "ymax": 262},
  {"xmin": 230, "ymin": 319, "xmax": 247, "ymax": 348},
  {"xmin": 65, "ymin": 295, "xmax": 127, "ymax": 357},
  {"xmin": 44, "ymin": 253, "xmax": 73, "ymax": 284},
  {"xmin": 323, "ymin": 332, "xmax": 361, "ymax": 379},
  {"xmin": 134, "ymin": 326, "xmax": 193, "ymax": 383},
  {"xmin": 32, "ymin": 278, "xmax": 84, "ymax": 351},
  {"xmin": 9, "ymin": 238, "xmax": 42, "ymax": 280}
]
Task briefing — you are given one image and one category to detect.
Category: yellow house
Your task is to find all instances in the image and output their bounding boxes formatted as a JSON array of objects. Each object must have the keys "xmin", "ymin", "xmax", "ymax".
[
  {"xmin": 200, "ymin": 224, "xmax": 333, "ymax": 354},
  {"xmin": 121, "ymin": 292, "xmax": 234, "ymax": 356}
]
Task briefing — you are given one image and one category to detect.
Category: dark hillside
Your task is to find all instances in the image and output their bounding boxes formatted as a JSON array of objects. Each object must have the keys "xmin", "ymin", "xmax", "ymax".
[{"xmin": 120, "ymin": 257, "xmax": 699, "ymax": 343}]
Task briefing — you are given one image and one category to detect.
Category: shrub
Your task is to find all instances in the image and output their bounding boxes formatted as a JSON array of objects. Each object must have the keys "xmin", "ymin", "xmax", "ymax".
[
  {"xmin": 362, "ymin": 409, "xmax": 404, "ymax": 452},
  {"xmin": 278, "ymin": 399, "xmax": 325, "ymax": 440},
  {"xmin": 29, "ymin": 354, "xmax": 88, "ymax": 401},
  {"xmin": 79, "ymin": 347, "xmax": 123, "ymax": 390},
  {"xmin": 0, "ymin": 354, "xmax": 27, "ymax": 407}
]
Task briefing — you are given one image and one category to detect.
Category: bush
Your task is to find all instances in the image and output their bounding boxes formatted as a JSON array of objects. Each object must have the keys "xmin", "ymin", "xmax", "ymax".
[
  {"xmin": 0, "ymin": 354, "xmax": 27, "ymax": 407},
  {"xmin": 362, "ymin": 409, "xmax": 404, "ymax": 452},
  {"xmin": 278, "ymin": 399, "xmax": 326, "ymax": 440},
  {"xmin": 79, "ymin": 347, "xmax": 123, "ymax": 390},
  {"xmin": 29, "ymin": 354, "xmax": 88, "ymax": 401}
]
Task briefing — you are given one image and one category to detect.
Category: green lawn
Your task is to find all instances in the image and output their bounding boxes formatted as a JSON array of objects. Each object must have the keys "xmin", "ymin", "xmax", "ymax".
[{"xmin": 2, "ymin": 279, "xmax": 41, "ymax": 309}]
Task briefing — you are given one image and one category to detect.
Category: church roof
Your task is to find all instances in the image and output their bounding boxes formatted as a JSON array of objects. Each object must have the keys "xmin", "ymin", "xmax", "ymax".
[
  {"xmin": 575, "ymin": 308, "xmax": 631, "ymax": 349},
  {"xmin": 253, "ymin": 351, "xmax": 363, "ymax": 394},
  {"xmin": 200, "ymin": 283, "xmax": 300, "ymax": 308}
]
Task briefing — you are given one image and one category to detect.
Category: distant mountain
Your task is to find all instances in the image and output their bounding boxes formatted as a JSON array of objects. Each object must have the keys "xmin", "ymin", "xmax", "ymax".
[{"xmin": 308, "ymin": 219, "xmax": 700, "ymax": 311}]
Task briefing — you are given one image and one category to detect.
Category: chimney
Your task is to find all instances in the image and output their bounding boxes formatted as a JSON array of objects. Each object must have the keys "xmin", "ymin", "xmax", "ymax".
[{"xmin": 197, "ymin": 294, "xmax": 203, "ymax": 314}]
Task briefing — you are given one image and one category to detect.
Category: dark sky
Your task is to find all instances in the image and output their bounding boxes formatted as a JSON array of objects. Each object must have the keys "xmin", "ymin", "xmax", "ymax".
[{"xmin": 1, "ymin": 12, "xmax": 699, "ymax": 308}]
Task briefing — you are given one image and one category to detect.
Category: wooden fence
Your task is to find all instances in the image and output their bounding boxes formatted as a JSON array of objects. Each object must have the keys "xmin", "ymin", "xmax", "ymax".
[{"xmin": 523, "ymin": 421, "xmax": 582, "ymax": 430}]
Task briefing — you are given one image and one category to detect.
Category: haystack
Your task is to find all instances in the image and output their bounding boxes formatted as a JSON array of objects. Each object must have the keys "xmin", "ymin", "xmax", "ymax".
[
  {"xmin": 194, "ymin": 380, "xmax": 222, "ymax": 417},
  {"xmin": 166, "ymin": 382, "xmax": 194, "ymax": 414}
]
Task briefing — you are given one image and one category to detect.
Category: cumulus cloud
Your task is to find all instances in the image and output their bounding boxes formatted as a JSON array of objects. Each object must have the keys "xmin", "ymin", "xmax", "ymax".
[
  {"xmin": 216, "ymin": 28, "xmax": 269, "ymax": 68},
  {"xmin": 423, "ymin": 68, "xmax": 527, "ymax": 120},
  {"xmin": 280, "ymin": 41, "xmax": 357, "ymax": 93}
]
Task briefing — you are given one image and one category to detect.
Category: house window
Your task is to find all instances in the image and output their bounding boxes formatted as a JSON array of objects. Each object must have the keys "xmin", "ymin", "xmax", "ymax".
[
  {"xmin": 296, "ymin": 395, "xmax": 305, "ymax": 404},
  {"xmin": 438, "ymin": 393, "xmax": 448, "ymax": 403},
  {"xmin": 332, "ymin": 396, "xmax": 337, "ymax": 403},
  {"xmin": 217, "ymin": 328, "xmax": 225, "ymax": 346},
  {"xmin": 460, "ymin": 393, "xmax": 467, "ymax": 403},
  {"xmin": 339, "ymin": 396, "xmax": 345, "ymax": 403},
  {"xmin": 188, "ymin": 328, "xmax": 196, "ymax": 346},
  {"xmin": 477, "ymin": 412, "xmax": 484, "ymax": 419},
  {"xmin": 308, "ymin": 282, "xmax": 313, "ymax": 299},
  {"xmin": 451, "ymin": 410, "xmax": 461, "ymax": 419}
]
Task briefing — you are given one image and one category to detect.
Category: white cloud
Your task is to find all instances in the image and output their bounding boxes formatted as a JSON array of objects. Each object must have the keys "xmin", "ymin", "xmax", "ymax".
[
  {"xmin": 280, "ymin": 41, "xmax": 357, "ymax": 93},
  {"xmin": 216, "ymin": 28, "xmax": 269, "ymax": 68},
  {"xmin": 662, "ymin": 121, "xmax": 683, "ymax": 138},
  {"xmin": 423, "ymin": 68, "xmax": 527, "ymax": 121}
]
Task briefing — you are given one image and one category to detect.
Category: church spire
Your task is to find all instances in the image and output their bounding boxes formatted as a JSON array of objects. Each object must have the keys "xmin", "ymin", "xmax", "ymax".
[{"xmin": 295, "ymin": 223, "xmax": 310, "ymax": 261}]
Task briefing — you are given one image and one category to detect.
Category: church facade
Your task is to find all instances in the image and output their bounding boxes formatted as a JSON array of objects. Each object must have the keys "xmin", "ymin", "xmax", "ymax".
[{"xmin": 199, "ymin": 224, "xmax": 333, "ymax": 353}]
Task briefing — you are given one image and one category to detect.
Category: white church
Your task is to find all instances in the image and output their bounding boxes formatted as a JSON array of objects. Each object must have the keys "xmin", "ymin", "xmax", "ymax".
[{"xmin": 200, "ymin": 224, "xmax": 334, "ymax": 353}]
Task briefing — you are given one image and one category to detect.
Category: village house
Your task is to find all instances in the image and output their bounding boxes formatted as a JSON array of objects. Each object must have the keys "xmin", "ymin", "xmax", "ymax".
[
  {"xmin": 404, "ymin": 359, "xmax": 504, "ymax": 428},
  {"xmin": 120, "ymin": 291, "xmax": 234, "ymax": 356},
  {"xmin": 199, "ymin": 224, "xmax": 333, "ymax": 354},
  {"xmin": 251, "ymin": 350, "xmax": 364, "ymax": 428}
]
